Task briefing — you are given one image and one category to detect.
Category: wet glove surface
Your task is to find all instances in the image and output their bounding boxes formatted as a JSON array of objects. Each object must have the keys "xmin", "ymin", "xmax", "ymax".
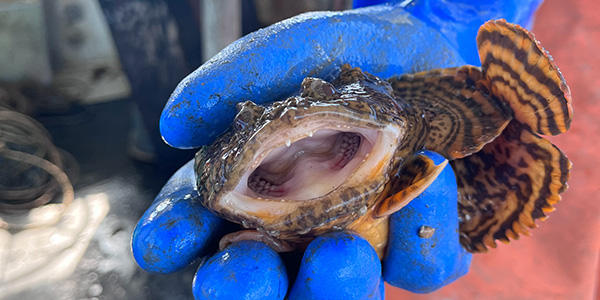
[{"xmin": 132, "ymin": 152, "xmax": 469, "ymax": 299}]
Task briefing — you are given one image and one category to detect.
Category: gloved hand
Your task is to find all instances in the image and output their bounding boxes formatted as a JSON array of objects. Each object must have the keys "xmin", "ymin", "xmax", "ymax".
[
  {"xmin": 132, "ymin": 1, "xmax": 542, "ymax": 299},
  {"xmin": 133, "ymin": 151, "xmax": 464, "ymax": 299}
]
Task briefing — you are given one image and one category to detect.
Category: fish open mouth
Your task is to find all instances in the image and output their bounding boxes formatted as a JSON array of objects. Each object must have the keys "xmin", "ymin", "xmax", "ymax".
[
  {"xmin": 219, "ymin": 119, "xmax": 401, "ymax": 229},
  {"xmin": 245, "ymin": 129, "xmax": 376, "ymax": 200}
]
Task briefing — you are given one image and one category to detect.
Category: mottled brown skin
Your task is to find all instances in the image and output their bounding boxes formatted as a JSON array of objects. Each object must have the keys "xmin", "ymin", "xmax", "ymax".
[
  {"xmin": 195, "ymin": 64, "xmax": 511, "ymax": 253},
  {"xmin": 195, "ymin": 65, "xmax": 429, "ymax": 242},
  {"xmin": 194, "ymin": 19, "xmax": 573, "ymax": 254}
]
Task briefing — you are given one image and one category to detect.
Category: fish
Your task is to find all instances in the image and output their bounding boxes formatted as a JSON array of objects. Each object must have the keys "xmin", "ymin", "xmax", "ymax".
[{"xmin": 194, "ymin": 19, "xmax": 572, "ymax": 256}]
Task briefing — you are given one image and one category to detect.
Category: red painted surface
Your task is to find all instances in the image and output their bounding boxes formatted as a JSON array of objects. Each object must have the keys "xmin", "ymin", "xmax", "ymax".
[{"xmin": 387, "ymin": 0, "xmax": 600, "ymax": 298}]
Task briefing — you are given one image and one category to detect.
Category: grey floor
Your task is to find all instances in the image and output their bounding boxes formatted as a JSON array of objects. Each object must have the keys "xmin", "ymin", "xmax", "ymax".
[{"xmin": 3, "ymin": 99, "xmax": 198, "ymax": 300}]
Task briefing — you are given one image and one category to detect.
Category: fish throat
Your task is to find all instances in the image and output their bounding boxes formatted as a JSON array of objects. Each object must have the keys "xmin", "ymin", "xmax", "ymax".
[{"xmin": 245, "ymin": 130, "xmax": 375, "ymax": 200}]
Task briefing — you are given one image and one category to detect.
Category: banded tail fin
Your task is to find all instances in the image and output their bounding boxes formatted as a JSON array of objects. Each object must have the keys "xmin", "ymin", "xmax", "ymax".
[
  {"xmin": 477, "ymin": 19, "xmax": 573, "ymax": 136},
  {"xmin": 451, "ymin": 121, "xmax": 571, "ymax": 253},
  {"xmin": 389, "ymin": 66, "xmax": 512, "ymax": 159}
]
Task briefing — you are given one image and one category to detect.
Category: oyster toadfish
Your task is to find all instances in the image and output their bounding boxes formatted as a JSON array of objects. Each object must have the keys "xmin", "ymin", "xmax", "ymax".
[{"xmin": 194, "ymin": 20, "xmax": 572, "ymax": 256}]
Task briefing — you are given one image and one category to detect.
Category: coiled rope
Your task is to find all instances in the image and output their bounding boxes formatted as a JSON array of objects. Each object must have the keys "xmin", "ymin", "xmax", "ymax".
[{"xmin": 0, "ymin": 84, "xmax": 76, "ymax": 229}]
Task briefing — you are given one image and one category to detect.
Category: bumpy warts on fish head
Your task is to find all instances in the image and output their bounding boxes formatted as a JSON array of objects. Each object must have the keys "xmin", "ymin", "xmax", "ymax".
[{"xmin": 194, "ymin": 19, "xmax": 573, "ymax": 256}]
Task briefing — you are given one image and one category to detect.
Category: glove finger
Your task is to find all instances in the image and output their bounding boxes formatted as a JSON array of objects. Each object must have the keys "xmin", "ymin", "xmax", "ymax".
[
  {"xmin": 288, "ymin": 231, "xmax": 381, "ymax": 300},
  {"xmin": 366, "ymin": 276, "xmax": 385, "ymax": 300},
  {"xmin": 152, "ymin": 158, "xmax": 197, "ymax": 201},
  {"xmin": 160, "ymin": 5, "xmax": 464, "ymax": 149},
  {"xmin": 383, "ymin": 150, "xmax": 472, "ymax": 293},
  {"xmin": 193, "ymin": 240, "xmax": 288, "ymax": 300},
  {"xmin": 132, "ymin": 159, "xmax": 225, "ymax": 273}
]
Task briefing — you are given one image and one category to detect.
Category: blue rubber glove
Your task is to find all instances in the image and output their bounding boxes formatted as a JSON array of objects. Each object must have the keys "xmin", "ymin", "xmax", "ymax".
[
  {"xmin": 353, "ymin": 0, "xmax": 544, "ymax": 66},
  {"xmin": 133, "ymin": 1, "xmax": 542, "ymax": 299},
  {"xmin": 133, "ymin": 152, "xmax": 463, "ymax": 299},
  {"xmin": 159, "ymin": 0, "xmax": 543, "ymax": 149}
]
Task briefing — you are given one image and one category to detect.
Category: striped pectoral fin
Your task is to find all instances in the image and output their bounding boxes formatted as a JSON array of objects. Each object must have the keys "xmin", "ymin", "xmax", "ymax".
[
  {"xmin": 451, "ymin": 121, "xmax": 571, "ymax": 253},
  {"xmin": 477, "ymin": 19, "xmax": 573, "ymax": 136},
  {"xmin": 389, "ymin": 66, "xmax": 512, "ymax": 160},
  {"xmin": 374, "ymin": 152, "xmax": 448, "ymax": 218}
]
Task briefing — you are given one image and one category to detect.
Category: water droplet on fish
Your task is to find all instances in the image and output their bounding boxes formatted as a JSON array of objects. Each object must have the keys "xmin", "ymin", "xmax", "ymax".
[
  {"xmin": 359, "ymin": 206, "xmax": 367, "ymax": 215},
  {"xmin": 298, "ymin": 228, "xmax": 311, "ymax": 235},
  {"xmin": 285, "ymin": 140, "xmax": 291, "ymax": 147},
  {"xmin": 241, "ymin": 220, "xmax": 250, "ymax": 228}
]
